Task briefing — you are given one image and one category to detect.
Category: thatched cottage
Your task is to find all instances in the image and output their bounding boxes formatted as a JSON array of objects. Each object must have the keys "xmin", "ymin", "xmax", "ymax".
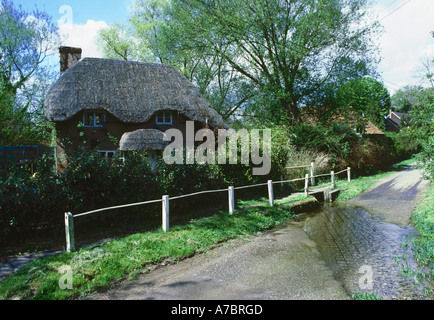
[{"xmin": 45, "ymin": 47, "xmax": 228, "ymax": 165}]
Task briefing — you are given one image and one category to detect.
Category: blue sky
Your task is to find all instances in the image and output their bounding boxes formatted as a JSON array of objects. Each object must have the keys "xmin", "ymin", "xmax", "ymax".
[
  {"xmin": 14, "ymin": 0, "xmax": 132, "ymax": 25},
  {"xmin": 11, "ymin": 0, "xmax": 434, "ymax": 93}
]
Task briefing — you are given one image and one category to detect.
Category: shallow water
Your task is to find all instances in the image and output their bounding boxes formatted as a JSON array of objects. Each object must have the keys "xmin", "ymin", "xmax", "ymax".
[{"xmin": 301, "ymin": 203, "xmax": 432, "ymax": 300}]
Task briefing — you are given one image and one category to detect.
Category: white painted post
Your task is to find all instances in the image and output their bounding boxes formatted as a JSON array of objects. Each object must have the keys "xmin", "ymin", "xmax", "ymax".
[
  {"xmin": 228, "ymin": 186, "xmax": 235, "ymax": 215},
  {"xmin": 347, "ymin": 167, "xmax": 351, "ymax": 183},
  {"xmin": 304, "ymin": 174, "xmax": 309, "ymax": 196},
  {"xmin": 268, "ymin": 180, "xmax": 274, "ymax": 207},
  {"xmin": 331, "ymin": 171, "xmax": 335, "ymax": 189},
  {"xmin": 310, "ymin": 162, "xmax": 315, "ymax": 186},
  {"xmin": 64, "ymin": 212, "xmax": 75, "ymax": 253},
  {"xmin": 162, "ymin": 195, "xmax": 169, "ymax": 232}
]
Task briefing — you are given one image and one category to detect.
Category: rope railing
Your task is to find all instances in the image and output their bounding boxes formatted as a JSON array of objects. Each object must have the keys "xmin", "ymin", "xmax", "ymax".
[
  {"xmin": 272, "ymin": 177, "xmax": 306, "ymax": 184},
  {"xmin": 170, "ymin": 188, "xmax": 228, "ymax": 200},
  {"xmin": 234, "ymin": 182, "xmax": 269, "ymax": 190},
  {"xmin": 64, "ymin": 165, "xmax": 351, "ymax": 252},
  {"xmin": 74, "ymin": 198, "xmax": 163, "ymax": 218}
]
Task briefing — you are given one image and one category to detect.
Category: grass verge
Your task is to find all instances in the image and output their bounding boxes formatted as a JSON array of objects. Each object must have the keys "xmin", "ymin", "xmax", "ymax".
[
  {"xmin": 0, "ymin": 196, "xmax": 308, "ymax": 300},
  {"xmin": 410, "ymin": 183, "xmax": 434, "ymax": 292},
  {"xmin": 311, "ymin": 158, "xmax": 418, "ymax": 202}
]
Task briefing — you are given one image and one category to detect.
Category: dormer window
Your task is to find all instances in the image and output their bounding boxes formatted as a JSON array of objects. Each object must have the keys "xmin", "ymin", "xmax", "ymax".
[
  {"xmin": 84, "ymin": 111, "xmax": 105, "ymax": 127},
  {"xmin": 156, "ymin": 111, "xmax": 173, "ymax": 125}
]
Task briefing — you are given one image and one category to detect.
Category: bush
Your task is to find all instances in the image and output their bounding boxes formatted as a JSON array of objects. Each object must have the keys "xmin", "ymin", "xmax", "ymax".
[
  {"xmin": 348, "ymin": 135, "xmax": 394, "ymax": 174},
  {"xmin": 385, "ymin": 129, "xmax": 421, "ymax": 161},
  {"xmin": 0, "ymin": 133, "xmax": 289, "ymax": 247},
  {"xmin": 289, "ymin": 120, "xmax": 403, "ymax": 175},
  {"xmin": 290, "ymin": 121, "xmax": 359, "ymax": 169}
]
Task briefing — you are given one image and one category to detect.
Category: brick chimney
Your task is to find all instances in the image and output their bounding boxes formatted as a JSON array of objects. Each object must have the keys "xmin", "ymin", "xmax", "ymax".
[{"xmin": 59, "ymin": 46, "xmax": 82, "ymax": 73}]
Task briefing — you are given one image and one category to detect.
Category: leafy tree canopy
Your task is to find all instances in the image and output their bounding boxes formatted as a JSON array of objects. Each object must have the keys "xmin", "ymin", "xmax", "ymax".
[
  {"xmin": 0, "ymin": 0, "xmax": 59, "ymax": 146},
  {"xmin": 335, "ymin": 77, "xmax": 391, "ymax": 129},
  {"xmin": 98, "ymin": 0, "xmax": 382, "ymax": 126},
  {"xmin": 391, "ymin": 85, "xmax": 425, "ymax": 114}
]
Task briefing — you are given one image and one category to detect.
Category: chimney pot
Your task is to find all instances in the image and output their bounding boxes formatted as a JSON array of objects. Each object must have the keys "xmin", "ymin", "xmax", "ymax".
[{"xmin": 59, "ymin": 46, "xmax": 82, "ymax": 73}]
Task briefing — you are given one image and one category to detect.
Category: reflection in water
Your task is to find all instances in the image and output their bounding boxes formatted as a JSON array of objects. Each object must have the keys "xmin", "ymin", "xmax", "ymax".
[{"xmin": 302, "ymin": 203, "xmax": 431, "ymax": 300}]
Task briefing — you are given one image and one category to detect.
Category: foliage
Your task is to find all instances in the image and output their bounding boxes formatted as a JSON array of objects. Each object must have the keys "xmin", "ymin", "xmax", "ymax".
[
  {"xmin": 391, "ymin": 85, "xmax": 425, "ymax": 114},
  {"xmin": 409, "ymin": 87, "xmax": 434, "ymax": 180},
  {"xmin": 411, "ymin": 184, "xmax": 434, "ymax": 286},
  {"xmin": 97, "ymin": 0, "xmax": 381, "ymax": 124},
  {"xmin": 289, "ymin": 121, "xmax": 359, "ymax": 169},
  {"xmin": 0, "ymin": 0, "xmax": 59, "ymax": 146},
  {"xmin": 96, "ymin": 22, "xmax": 154, "ymax": 62},
  {"xmin": 351, "ymin": 290, "xmax": 381, "ymax": 300},
  {"xmin": 0, "ymin": 131, "xmax": 289, "ymax": 243},
  {"xmin": 385, "ymin": 129, "xmax": 422, "ymax": 161},
  {"xmin": 335, "ymin": 77, "xmax": 391, "ymax": 130},
  {"xmin": 0, "ymin": 86, "xmax": 52, "ymax": 145},
  {"xmin": 0, "ymin": 199, "xmax": 298, "ymax": 300}
]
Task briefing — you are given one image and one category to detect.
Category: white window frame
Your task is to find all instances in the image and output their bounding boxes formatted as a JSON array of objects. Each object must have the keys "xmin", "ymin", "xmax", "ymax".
[
  {"xmin": 84, "ymin": 111, "xmax": 106, "ymax": 128},
  {"xmin": 156, "ymin": 111, "xmax": 173, "ymax": 125},
  {"xmin": 98, "ymin": 150, "xmax": 125, "ymax": 165}
]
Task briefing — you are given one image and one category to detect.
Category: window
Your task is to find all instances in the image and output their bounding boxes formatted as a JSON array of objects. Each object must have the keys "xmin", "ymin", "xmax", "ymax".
[
  {"xmin": 84, "ymin": 112, "xmax": 105, "ymax": 127},
  {"xmin": 98, "ymin": 150, "xmax": 125, "ymax": 165},
  {"xmin": 156, "ymin": 111, "xmax": 173, "ymax": 125}
]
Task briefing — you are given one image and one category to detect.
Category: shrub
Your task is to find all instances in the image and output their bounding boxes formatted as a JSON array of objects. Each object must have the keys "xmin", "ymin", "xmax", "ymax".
[
  {"xmin": 289, "ymin": 121, "xmax": 358, "ymax": 169},
  {"xmin": 0, "ymin": 132, "xmax": 290, "ymax": 247},
  {"xmin": 385, "ymin": 129, "xmax": 421, "ymax": 161}
]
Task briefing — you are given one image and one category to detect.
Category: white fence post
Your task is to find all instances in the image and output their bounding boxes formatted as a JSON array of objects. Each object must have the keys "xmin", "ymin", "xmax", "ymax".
[
  {"xmin": 310, "ymin": 162, "xmax": 315, "ymax": 186},
  {"xmin": 304, "ymin": 174, "xmax": 309, "ymax": 196},
  {"xmin": 65, "ymin": 212, "xmax": 75, "ymax": 253},
  {"xmin": 331, "ymin": 171, "xmax": 335, "ymax": 189},
  {"xmin": 268, "ymin": 180, "xmax": 274, "ymax": 207},
  {"xmin": 228, "ymin": 186, "xmax": 235, "ymax": 215},
  {"xmin": 162, "ymin": 195, "xmax": 170, "ymax": 232},
  {"xmin": 347, "ymin": 167, "xmax": 351, "ymax": 183}
]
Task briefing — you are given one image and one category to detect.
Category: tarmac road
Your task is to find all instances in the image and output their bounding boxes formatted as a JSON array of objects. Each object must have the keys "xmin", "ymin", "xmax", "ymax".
[
  {"xmin": 346, "ymin": 164, "xmax": 430, "ymax": 227},
  {"xmin": 90, "ymin": 217, "xmax": 350, "ymax": 300},
  {"xmin": 89, "ymin": 164, "xmax": 430, "ymax": 300}
]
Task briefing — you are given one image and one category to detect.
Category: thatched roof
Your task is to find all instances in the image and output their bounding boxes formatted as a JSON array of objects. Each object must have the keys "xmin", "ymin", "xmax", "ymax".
[
  {"xmin": 45, "ymin": 58, "xmax": 229, "ymax": 129},
  {"xmin": 364, "ymin": 121, "xmax": 384, "ymax": 135},
  {"xmin": 119, "ymin": 129, "xmax": 169, "ymax": 151}
]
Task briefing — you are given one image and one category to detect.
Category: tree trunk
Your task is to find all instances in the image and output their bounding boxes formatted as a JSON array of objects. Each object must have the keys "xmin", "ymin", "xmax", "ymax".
[{"xmin": 281, "ymin": 98, "xmax": 301, "ymax": 124}]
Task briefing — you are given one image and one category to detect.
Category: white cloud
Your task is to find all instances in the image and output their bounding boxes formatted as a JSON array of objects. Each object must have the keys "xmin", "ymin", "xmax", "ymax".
[
  {"xmin": 372, "ymin": 0, "xmax": 434, "ymax": 92},
  {"xmin": 59, "ymin": 19, "xmax": 110, "ymax": 58}
]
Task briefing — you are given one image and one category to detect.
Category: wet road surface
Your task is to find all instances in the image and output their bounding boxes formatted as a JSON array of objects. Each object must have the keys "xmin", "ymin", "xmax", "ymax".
[
  {"xmin": 89, "ymin": 165, "xmax": 431, "ymax": 300},
  {"xmin": 304, "ymin": 204, "xmax": 430, "ymax": 299}
]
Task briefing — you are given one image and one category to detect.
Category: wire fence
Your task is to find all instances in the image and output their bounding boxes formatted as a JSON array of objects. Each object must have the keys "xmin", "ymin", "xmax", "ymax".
[{"xmin": 64, "ymin": 166, "xmax": 351, "ymax": 252}]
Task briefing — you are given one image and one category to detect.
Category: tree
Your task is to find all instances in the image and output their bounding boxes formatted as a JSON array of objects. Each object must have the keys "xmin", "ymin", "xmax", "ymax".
[
  {"xmin": 414, "ymin": 56, "xmax": 434, "ymax": 89},
  {"xmin": 160, "ymin": 0, "xmax": 381, "ymax": 124},
  {"xmin": 410, "ymin": 87, "xmax": 434, "ymax": 180},
  {"xmin": 391, "ymin": 85, "xmax": 424, "ymax": 114},
  {"xmin": 335, "ymin": 77, "xmax": 391, "ymax": 129},
  {"xmin": 0, "ymin": 0, "xmax": 59, "ymax": 145},
  {"xmin": 97, "ymin": 0, "xmax": 380, "ymax": 125},
  {"xmin": 97, "ymin": 23, "xmax": 154, "ymax": 62}
]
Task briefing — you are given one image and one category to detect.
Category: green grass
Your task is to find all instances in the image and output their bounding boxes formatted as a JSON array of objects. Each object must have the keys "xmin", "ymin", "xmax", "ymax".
[
  {"xmin": 0, "ymin": 158, "xmax": 422, "ymax": 300},
  {"xmin": 0, "ymin": 199, "xmax": 302, "ymax": 300},
  {"xmin": 334, "ymin": 171, "xmax": 392, "ymax": 201},
  {"xmin": 411, "ymin": 184, "xmax": 434, "ymax": 289},
  {"xmin": 312, "ymin": 158, "xmax": 419, "ymax": 202},
  {"xmin": 309, "ymin": 170, "xmax": 393, "ymax": 202},
  {"xmin": 351, "ymin": 290, "xmax": 382, "ymax": 300}
]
